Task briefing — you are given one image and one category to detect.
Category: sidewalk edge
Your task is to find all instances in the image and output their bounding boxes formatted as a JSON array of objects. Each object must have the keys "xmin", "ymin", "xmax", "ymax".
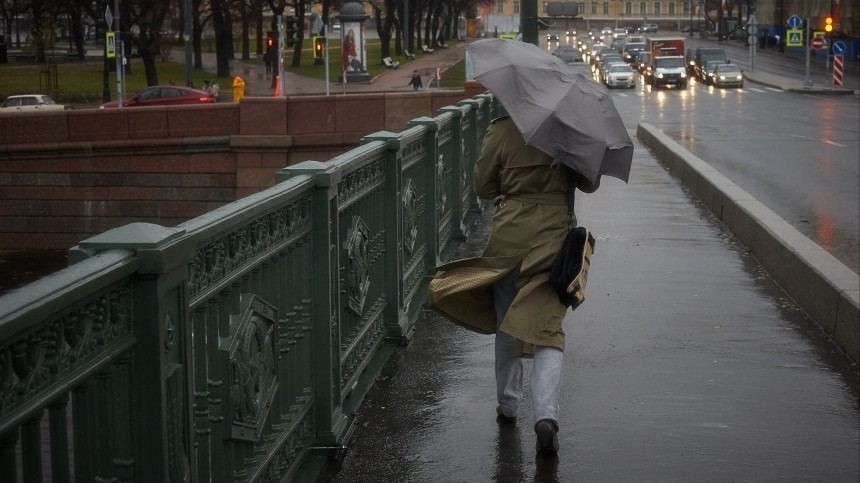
[
  {"xmin": 637, "ymin": 123, "xmax": 859, "ymax": 364},
  {"xmin": 744, "ymin": 72, "xmax": 859, "ymax": 95}
]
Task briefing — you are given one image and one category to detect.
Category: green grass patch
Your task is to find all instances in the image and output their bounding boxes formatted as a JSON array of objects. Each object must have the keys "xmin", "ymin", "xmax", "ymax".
[
  {"xmin": 1, "ymin": 38, "xmax": 466, "ymax": 107},
  {"xmin": 0, "ymin": 58, "xmax": 218, "ymax": 107}
]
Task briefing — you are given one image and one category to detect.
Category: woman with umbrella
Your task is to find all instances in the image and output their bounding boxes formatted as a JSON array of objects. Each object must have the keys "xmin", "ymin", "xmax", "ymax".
[
  {"xmin": 479, "ymin": 115, "xmax": 600, "ymax": 456},
  {"xmin": 429, "ymin": 39, "xmax": 632, "ymax": 456}
]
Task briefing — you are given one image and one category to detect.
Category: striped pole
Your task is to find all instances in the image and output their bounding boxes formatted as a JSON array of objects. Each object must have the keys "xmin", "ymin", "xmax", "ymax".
[{"xmin": 833, "ymin": 54, "xmax": 844, "ymax": 87}]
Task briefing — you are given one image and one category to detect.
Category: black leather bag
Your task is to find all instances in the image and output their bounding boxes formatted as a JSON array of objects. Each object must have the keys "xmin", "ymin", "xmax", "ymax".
[
  {"xmin": 549, "ymin": 226, "xmax": 595, "ymax": 309},
  {"xmin": 548, "ymin": 168, "xmax": 596, "ymax": 309}
]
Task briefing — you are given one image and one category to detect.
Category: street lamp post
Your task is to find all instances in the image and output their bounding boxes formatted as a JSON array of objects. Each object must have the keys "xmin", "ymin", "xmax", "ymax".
[{"xmin": 689, "ymin": 1, "xmax": 694, "ymax": 36}]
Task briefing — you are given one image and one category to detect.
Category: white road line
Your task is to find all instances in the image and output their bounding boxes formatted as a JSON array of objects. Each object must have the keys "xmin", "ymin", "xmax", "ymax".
[
  {"xmin": 615, "ymin": 92, "xmax": 629, "ymax": 97},
  {"xmin": 749, "ymin": 88, "xmax": 767, "ymax": 93},
  {"xmin": 765, "ymin": 87, "xmax": 784, "ymax": 92},
  {"xmin": 786, "ymin": 133, "xmax": 847, "ymax": 147}
]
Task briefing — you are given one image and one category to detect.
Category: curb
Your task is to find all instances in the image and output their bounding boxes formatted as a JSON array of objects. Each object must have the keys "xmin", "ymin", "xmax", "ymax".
[
  {"xmin": 744, "ymin": 73, "xmax": 859, "ymax": 95},
  {"xmin": 636, "ymin": 123, "xmax": 860, "ymax": 365}
]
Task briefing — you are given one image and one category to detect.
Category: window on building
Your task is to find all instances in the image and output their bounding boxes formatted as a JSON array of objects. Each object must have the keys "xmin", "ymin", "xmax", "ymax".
[
  {"xmin": 669, "ymin": 2, "xmax": 675, "ymax": 14},
  {"xmin": 514, "ymin": 1, "xmax": 520, "ymax": 14},
  {"xmin": 591, "ymin": 2, "xmax": 597, "ymax": 14},
  {"xmin": 683, "ymin": 1, "xmax": 689, "ymax": 15},
  {"xmin": 578, "ymin": 2, "xmax": 585, "ymax": 15},
  {"xmin": 654, "ymin": 2, "xmax": 660, "ymax": 16},
  {"xmin": 625, "ymin": 1, "xmax": 632, "ymax": 15},
  {"xmin": 639, "ymin": 1, "xmax": 646, "ymax": 15},
  {"xmin": 603, "ymin": 2, "xmax": 609, "ymax": 14}
]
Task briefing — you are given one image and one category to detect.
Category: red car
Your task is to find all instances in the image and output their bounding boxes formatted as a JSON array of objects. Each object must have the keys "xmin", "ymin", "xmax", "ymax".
[{"xmin": 100, "ymin": 85, "xmax": 215, "ymax": 108}]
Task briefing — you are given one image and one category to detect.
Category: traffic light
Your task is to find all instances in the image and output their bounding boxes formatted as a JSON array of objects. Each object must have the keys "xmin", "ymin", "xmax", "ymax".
[
  {"xmin": 824, "ymin": 16, "xmax": 834, "ymax": 33},
  {"xmin": 266, "ymin": 37, "xmax": 274, "ymax": 49},
  {"xmin": 313, "ymin": 36, "xmax": 326, "ymax": 59},
  {"xmin": 284, "ymin": 15, "xmax": 299, "ymax": 47}
]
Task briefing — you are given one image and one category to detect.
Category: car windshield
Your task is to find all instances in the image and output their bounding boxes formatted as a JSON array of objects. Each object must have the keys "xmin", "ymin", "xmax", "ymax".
[
  {"xmin": 655, "ymin": 57, "xmax": 685, "ymax": 68},
  {"xmin": 609, "ymin": 65, "xmax": 633, "ymax": 73},
  {"xmin": 717, "ymin": 65, "xmax": 740, "ymax": 74}
]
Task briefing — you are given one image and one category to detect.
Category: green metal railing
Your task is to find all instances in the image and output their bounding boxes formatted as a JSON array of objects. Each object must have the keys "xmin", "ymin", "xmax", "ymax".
[{"xmin": 0, "ymin": 94, "xmax": 495, "ymax": 482}]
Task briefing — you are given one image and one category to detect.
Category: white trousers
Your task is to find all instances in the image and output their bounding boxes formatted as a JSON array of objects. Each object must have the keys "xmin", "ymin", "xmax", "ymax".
[{"xmin": 493, "ymin": 268, "xmax": 563, "ymax": 427}]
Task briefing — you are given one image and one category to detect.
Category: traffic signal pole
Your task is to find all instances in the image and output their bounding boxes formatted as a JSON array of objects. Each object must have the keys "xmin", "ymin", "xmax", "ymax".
[
  {"xmin": 804, "ymin": 17, "xmax": 812, "ymax": 88},
  {"xmin": 521, "ymin": 0, "xmax": 538, "ymax": 45}
]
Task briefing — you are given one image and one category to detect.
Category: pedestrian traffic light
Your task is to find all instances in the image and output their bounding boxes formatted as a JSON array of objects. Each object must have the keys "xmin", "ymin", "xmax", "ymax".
[
  {"xmin": 283, "ymin": 15, "xmax": 299, "ymax": 47},
  {"xmin": 313, "ymin": 36, "xmax": 326, "ymax": 59},
  {"xmin": 824, "ymin": 16, "xmax": 834, "ymax": 33},
  {"xmin": 266, "ymin": 38, "xmax": 274, "ymax": 49}
]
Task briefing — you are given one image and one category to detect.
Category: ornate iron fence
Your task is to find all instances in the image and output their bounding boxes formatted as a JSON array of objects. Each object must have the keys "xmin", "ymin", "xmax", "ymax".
[{"xmin": 0, "ymin": 95, "xmax": 494, "ymax": 482}]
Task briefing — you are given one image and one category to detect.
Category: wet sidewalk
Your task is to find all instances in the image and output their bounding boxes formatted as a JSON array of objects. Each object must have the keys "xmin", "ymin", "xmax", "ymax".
[{"xmin": 307, "ymin": 134, "xmax": 860, "ymax": 481}]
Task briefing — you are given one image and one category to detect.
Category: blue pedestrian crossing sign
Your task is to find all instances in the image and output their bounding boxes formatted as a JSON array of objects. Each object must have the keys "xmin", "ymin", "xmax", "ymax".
[
  {"xmin": 786, "ymin": 29, "xmax": 803, "ymax": 47},
  {"xmin": 787, "ymin": 15, "xmax": 802, "ymax": 29},
  {"xmin": 833, "ymin": 41, "xmax": 846, "ymax": 54}
]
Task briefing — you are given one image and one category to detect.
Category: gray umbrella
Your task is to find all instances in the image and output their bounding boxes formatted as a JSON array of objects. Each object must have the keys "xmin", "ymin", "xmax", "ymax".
[{"xmin": 467, "ymin": 38, "xmax": 633, "ymax": 183}]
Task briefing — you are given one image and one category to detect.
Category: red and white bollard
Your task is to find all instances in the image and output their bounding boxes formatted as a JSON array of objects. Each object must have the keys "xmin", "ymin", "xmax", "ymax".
[{"xmin": 833, "ymin": 54, "xmax": 844, "ymax": 87}]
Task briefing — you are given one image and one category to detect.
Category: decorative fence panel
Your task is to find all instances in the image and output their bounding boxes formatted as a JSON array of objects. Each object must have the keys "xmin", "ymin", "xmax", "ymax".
[{"xmin": 0, "ymin": 95, "xmax": 494, "ymax": 482}]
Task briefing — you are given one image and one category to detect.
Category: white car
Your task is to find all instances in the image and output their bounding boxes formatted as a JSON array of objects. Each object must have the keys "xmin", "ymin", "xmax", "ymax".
[
  {"xmin": 0, "ymin": 94, "xmax": 69, "ymax": 112},
  {"xmin": 604, "ymin": 63, "xmax": 637, "ymax": 89}
]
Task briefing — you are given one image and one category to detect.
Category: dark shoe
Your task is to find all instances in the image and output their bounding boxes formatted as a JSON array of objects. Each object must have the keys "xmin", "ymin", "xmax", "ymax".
[
  {"xmin": 534, "ymin": 419, "xmax": 559, "ymax": 455},
  {"xmin": 496, "ymin": 406, "xmax": 517, "ymax": 426}
]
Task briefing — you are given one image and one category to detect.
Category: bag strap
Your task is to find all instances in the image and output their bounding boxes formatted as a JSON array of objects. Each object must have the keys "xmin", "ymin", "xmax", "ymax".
[{"xmin": 565, "ymin": 167, "xmax": 577, "ymax": 229}]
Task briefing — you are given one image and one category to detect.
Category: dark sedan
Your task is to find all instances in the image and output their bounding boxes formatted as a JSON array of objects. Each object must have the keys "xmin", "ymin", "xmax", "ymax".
[{"xmin": 100, "ymin": 85, "xmax": 216, "ymax": 108}]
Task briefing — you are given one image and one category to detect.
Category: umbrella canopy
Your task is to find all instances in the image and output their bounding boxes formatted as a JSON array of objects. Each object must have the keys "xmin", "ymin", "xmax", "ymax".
[{"xmin": 467, "ymin": 38, "xmax": 633, "ymax": 183}]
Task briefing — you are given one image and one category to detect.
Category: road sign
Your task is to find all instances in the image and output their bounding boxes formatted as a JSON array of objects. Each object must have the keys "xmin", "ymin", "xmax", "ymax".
[
  {"xmin": 747, "ymin": 24, "xmax": 758, "ymax": 35},
  {"xmin": 833, "ymin": 54, "xmax": 844, "ymax": 87},
  {"xmin": 786, "ymin": 29, "xmax": 803, "ymax": 47},
  {"xmin": 748, "ymin": 35, "xmax": 757, "ymax": 45},
  {"xmin": 833, "ymin": 41, "xmax": 846, "ymax": 54},
  {"xmin": 811, "ymin": 36, "xmax": 826, "ymax": 50},
  {"xmin": 787, "ymin": 15, "xmax": 802, "ymax": 29},
  {"xmin": 104, "ymin": 6, "xmax": 113, "ymax": 30}
]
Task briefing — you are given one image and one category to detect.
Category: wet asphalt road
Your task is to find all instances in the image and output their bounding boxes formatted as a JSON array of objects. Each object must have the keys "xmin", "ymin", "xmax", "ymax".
[{"xmin": 312, "ymin": 135, "xmax": 859, "ymax": 481}]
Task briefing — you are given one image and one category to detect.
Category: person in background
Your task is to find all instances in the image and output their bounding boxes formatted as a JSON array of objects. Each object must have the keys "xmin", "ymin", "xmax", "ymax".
[
  {"xmin": 408, "ymin": 70, "xmax": 423, "ymax": 91},
  {"xmin": 232, "ymin": 76, "xmax": 245, "ymax": 103},
  {"xmin": 202, "ymin": 80, "xmax": 221, "ymax": 102}
]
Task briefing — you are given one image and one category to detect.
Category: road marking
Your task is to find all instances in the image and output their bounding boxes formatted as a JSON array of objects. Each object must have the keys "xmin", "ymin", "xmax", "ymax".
[
  {"xmin": 749, "ymin": 87, "xmax": 767, "ymax": 93},
  {"xmin": 784, "ymin": 133, "xmax": 848, "ymax": 147},
  {"xmin": 822, "ymin": 139, "xmax": 847, "ymax": 147},
  {"xmin": 615, "ymin": 92, "xmax": 629, "ymax": 97},
  {"xmin": 765, "ymin": 87, "xmax": 784, "ymax": 92}
]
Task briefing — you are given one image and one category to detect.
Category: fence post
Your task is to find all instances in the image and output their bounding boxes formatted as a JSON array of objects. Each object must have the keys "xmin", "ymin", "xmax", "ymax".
[
  {"xmin": 360, "ymin": 133, "xmax": 416, "ymax": 341},
  {"xmin": 70, "ymin": 223, "xmax": 191, "ymax": 482},
  {"xmin": 278, "ymin": 161, "xmax": 351, "ymax": 448}
]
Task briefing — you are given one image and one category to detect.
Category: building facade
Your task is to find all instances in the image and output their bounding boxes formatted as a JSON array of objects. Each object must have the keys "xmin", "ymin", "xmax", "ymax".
[{"xmin": 478, "ymin": 0, "xmax": 856, "ymax": 36}]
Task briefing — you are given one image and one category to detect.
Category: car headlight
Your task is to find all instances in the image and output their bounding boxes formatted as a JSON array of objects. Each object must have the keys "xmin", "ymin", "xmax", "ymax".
[
  {"xmin": 656, "ymin": 73, "xmax": 664, "ymax": 78},
  {"xmin": 680, "ymin": 72, "xmax": 687, "ymax": 78},
  {"xmin": 736, "ymin": 75, "xmax": 743, "ymax": 80}
]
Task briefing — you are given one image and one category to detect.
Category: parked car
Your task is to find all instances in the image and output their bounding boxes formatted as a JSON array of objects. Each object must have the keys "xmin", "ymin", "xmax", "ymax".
[
  {"xmin": 100, "ymin": 85, "xmax": 216, "ymax": 108},
  {"xmin": 1, "ymin": 94, "xmax": 69, "ymax": 112},
  {"xmin": 713, "ymin": 64, "xmax": 744, "ymax": 88},
  {"xmin": 604, "ymin": 63, "xmax": 637, "ymax": 89}
]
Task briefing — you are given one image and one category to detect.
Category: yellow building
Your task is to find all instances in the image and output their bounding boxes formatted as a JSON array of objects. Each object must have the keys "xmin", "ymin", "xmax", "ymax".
[{"xmin": 480, "ymin": 0, "xmax": 856, "ymax": 35}]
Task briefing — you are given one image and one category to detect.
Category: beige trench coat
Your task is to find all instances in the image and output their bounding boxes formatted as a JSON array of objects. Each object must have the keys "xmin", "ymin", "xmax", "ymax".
[{"xmin": 429, "ymin": 117, "xmax": 598, "ymax": 353}]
